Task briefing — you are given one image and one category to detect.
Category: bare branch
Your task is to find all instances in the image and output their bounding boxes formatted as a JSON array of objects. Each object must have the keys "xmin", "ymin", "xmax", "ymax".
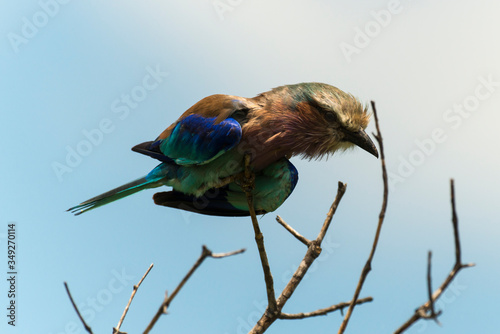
[
  {"xmin": 144, "ymin": 245, "xmax": 245, "ymax": 334},
  {"xmin": 64, "ymin": 282, "xmax": 93, "ymax": 334},
  {"xmin": 317, "ymin": 182, "xmax": 347, "ymax": 244},
  {"xmin": 249, "ymin": 182, "xmax": 353, "ymax": 334},
  {"xmin": 393, "ymin": 180, "xmax": 475, "ymax": 333},
  {"xmin": 450, "ymin": 179, "xmax": 462, "ymax": 265},
  {"xmin": 114, "ymin": 263, "xmax": 154, "ymax": 334},
  {"xmin": 276, "ymin": 215, "xmax": 311, "ymax": 246},
  {"xmin": 242, "ymin": 153, "xmax": 278, "ymax": 314},
  {"xmin": 277, "ymin": 179, "xmax": 346, "ymax": 248},
  {"xmin": 210, "ymin": 248, "xmax": 247, "ymax": 258},
  {"xmin": 279, "ymin": 297, "xmax": 373, "ymax": 319},
  {"xmin": 420, "ymin": 251, "xmax": 442, "ymax": 324},
  {"xmin": 338, "ymin": 100, "xmax": 389, "ymax": 334}
]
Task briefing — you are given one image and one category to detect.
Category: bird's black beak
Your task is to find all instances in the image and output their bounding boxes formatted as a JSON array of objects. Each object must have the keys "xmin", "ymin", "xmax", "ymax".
[{"xmin": 343, "ymin": 129, "xmax": 379, "ymax": 158}]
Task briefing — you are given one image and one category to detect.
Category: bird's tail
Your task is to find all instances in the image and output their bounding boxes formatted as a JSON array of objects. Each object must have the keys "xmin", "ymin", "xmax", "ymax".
[{"xmin": 68, "ymin": 163, "xmax": 173, "ymax": 215}]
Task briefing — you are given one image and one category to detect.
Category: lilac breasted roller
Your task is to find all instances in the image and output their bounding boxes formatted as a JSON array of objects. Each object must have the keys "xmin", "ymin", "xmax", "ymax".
[{"xmin": 68, "ymin": 82, "xmax": 378, "ymax": 216}]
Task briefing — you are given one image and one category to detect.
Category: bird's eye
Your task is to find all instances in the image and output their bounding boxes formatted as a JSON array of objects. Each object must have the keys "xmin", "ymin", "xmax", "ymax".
[
  {"xmin": 232, "ymin": 109, "xmax": 248, "ymax": 120},
  {"xmin": 324, "ymin": 112, "xmax": 337, "ymax": 122}
]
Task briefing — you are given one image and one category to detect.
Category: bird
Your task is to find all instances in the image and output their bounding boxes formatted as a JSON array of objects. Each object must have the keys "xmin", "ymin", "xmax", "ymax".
[{"xmin": 68, "ymin": 82, "xmax": 378, "ymax": 216}]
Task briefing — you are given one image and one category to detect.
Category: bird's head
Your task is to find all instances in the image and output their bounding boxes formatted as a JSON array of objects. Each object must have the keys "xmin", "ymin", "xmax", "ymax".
[
  {"xmin": 266, "ymin": 82, "xmax": 379, "ymax": 159},
  {"xmin": 306, "ymin": 83, "xmax": 378, "ymax": 158}
]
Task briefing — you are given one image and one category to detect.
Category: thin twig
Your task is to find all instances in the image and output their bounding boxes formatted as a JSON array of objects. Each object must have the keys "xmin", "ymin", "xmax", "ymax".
[
  {"xmin": 242, "ymin": 154, "xmax": 278, "ymax": 314},
  {"xmin": 317, "ymin": 182, "xmax": 348, "ymax": 244},
  {"xmin": 144, "ymin": 245, "xmax": 245, "ymax": 334},
  {"xmin": 210, "ymin": 248, "xmax": 247, "ymax": 258},
  {"xmin": 450, "ymin": 179, "xmax": 462, "ymax": 265},
  {"xmin": 114, "ymin": 264, "xmax": 154, "ymax": 334},
  {"xmin": 393, "ymin": 180, "xmax": 475, "ymax": 333},
  {"xmin": 275, "ymin": 183, "xmax": 346, "ymax": 309},
  {"xmin": 425, "ymin": 252, "xmax": 442, "ymax": 323},
  {"xmin": 276, "ymin": 215, "xmax": 311, "ymax": 246},
  {"xmin": 338, "ymin": 100, "xmax": 389, "ymax": 334},
  {"xmin": 64, "ymin": 282, "xmax": 93, "ymax": 334},
  {"xmin": 279, "ymin": 297, "xmax": 373, "ymax": 319}
]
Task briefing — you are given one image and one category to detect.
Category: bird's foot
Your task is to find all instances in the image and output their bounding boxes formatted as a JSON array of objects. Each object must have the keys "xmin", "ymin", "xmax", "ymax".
[
  {"xmin": 238, "ymin": 153, "xmax": 256, "ymax": 193},
  {"xmin": 214, "ymin": 170, "xmax": 254, "ymax": 193},
  {"xmin": 213, "ymin": 154, "xmax": 256, "ymax": 192},
  {"xmin": 235, "ymin": 172, "xmax": 255, "ymax": 193}
]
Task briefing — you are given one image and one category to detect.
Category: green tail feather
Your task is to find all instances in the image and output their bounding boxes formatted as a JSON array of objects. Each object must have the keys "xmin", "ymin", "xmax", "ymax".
[{"xmin": 67, "ymin": 177, "xmax": 165, "ymax": 215}]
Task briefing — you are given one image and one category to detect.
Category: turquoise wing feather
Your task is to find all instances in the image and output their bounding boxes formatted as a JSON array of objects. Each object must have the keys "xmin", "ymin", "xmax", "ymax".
[{"xmin": 132, "ymin": 114, "xmax": 242, "ymax": 166}]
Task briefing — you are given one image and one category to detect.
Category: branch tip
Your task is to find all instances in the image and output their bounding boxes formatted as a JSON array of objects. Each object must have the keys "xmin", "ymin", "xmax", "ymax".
[
  {"xmin": 338, "ymin": 99, "xmax": 388, "ymax": 334},
  {"xmin": 115, "ymin": 263, "xmax": 154, "ymax": 333},
  {"xmin": 64, "ymin": 282, "xmax": 94, "ymax": 334},
  {"xmin": 144, "ymin": 246, "xmax": 244, "ymax": 333},
  {"xmin": 393, "ymin": 179, "xmax": 474, "ymax": 333},
  {"xmin": 276, "ymin": 215, "xmax": 311, "ymax": 246}
]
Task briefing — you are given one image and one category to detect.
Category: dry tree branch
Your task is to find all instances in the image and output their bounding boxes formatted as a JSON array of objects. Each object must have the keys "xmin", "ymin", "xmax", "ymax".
[
  {"xmin": 276, "ymin": 215, "xmax": 311, "ymax": 246},
  {"xmin": 66, "ymin": 265, "xmax": 155, "ymax": 334},
  {"xmin": 274, "ymin": 182, "xmax": 347, "ymax": 310},
  {"xmin": 114, "ymin": 263, "xmax": 154, "ymax": 334},
  {"xmin": 422, "ymin": 251, "xmax": 442, "ymax": 324},
  {"xmin": 279, "ymin": 297, "xmax": 374, "ymax": 319},
  {"xmin": 66, "ymin": 246, "xmax": 244, "ymax": 334},
  {"xmin": 393, "ymin": 179, "xmax": 475, "ymax": 333},
  {"xmin": 242, "ymin": 154, "xmax": 278, "ymax": 314},
  {"xmin": 64, "ymin": 282, "xmax": 94, "ymax": 334},
  {"xmin": 245, "ymin": 181, "xmax": 372, "ymax": 334},
  {"xmin": 144, "ymin": 245, "xmax": 246, "ymax": 334},
  {"xmin": 337, "ymin": 100, "xmax": 389, "ymax": 334}
]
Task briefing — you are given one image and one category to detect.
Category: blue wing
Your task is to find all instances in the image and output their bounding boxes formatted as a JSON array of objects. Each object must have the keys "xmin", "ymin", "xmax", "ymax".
[
  {"xmin": 152, "ymin": 158, "xmax": 299, "ymax": 216},
  {"xmin": 133, "ymin": 114, "xmax": 242, "ymax": 165}
]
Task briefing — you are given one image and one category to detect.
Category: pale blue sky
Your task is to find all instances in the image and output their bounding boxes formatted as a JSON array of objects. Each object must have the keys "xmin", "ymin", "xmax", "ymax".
[{"xmin": 1, "ymin": 1, "xmax": 499, "ymax": 333}]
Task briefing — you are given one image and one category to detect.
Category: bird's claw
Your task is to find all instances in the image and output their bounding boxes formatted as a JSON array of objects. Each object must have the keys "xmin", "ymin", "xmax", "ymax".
[
  {"xmin": 240, "ymin": 153, "xmax": 256, "ymax": 193},
  {"xmin": 236, "ymin": 172, "xmax": 255, "ymax": 193},
  {"xmin": 214, "ymin": 152, "xmax": 256, "ymax": 193}
]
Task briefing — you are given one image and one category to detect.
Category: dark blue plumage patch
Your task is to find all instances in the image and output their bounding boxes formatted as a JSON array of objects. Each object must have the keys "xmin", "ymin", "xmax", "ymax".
[
  {"xmin": 152, "ymin": 159, "xmax": 299, "ymax": 216},
  {"xmin": 153, "ymin": 188, "xmax": 258, "ymax": 216},
  {"xmin": 160, "ymin": 115, "xmax": 242, "ymax": 165},
  {"xmin": 286, "ymin": 160, "xmax": 299, "ymax": 193}
]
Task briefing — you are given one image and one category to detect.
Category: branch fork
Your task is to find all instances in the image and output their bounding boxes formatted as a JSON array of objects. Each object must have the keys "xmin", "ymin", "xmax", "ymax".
[
  {"xmin": 239, "ymin": 153, "xmax": 372, "ymax": 333},
  {"xmin": 394, "ymin": 179, "xmax": 475, "ymax": 333}
]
